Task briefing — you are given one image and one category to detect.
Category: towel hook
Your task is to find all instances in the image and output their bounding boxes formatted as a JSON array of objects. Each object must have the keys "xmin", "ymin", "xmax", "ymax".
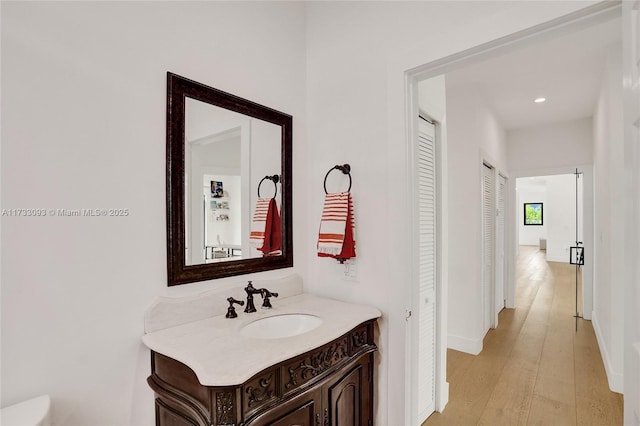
[
  {"xmin": 323, "ymin": 164, "xmax": 352, "ymax": 194},
  {"xmin": 258, "ymin": 175, "xmax": 280, "ymax": 198}
]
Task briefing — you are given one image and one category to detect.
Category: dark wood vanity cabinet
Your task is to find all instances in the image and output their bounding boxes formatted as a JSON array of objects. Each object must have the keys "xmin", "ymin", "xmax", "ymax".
[{"xmin": 147, "ymin": 320, "xmax": 377, "ymax": 426}]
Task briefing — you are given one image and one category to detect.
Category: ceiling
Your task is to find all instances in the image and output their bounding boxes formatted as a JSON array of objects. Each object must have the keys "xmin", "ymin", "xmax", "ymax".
[{"xmin": 445, "ymin": 16, "xmax": 621, "ymax": 131}]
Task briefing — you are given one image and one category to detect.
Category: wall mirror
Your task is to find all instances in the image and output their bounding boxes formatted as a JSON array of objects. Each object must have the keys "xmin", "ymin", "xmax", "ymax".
[{"xmin": 166, "ymin": 72, "xmax": 293, "ymax": 286}]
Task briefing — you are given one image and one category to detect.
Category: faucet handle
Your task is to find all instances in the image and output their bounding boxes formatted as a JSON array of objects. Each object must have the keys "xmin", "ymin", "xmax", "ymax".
[
  {"xmin": 244, "ymin": 281, "xmax": 259, "ymax": 313},
  {"xmin": 260, "ymin": 288, "xmax": 279, "ymax": 309},
  {"xmin": 226, "ymin": 297, "xmax": 245, "ymax": 319}
]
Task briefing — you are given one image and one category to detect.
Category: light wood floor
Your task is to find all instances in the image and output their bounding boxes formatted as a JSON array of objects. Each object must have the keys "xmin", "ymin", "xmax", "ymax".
[{"xmin": 423, "ymin": 246, "xmax": 623, "ymax": 426}]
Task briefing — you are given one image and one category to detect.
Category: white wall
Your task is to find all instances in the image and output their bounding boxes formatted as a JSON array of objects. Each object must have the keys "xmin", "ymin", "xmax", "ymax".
[
  {"xmin": 516, "ymin": 182, "xmax": 547, "ymax": 246},
  {"xmin": 516, "ymin": 175, "xmax": 584, "ymax": 263},
  {"xmin": 1, "ymin": 2, "xmax": 307, "ymax": 425},
  {"xmin": 545, "ymin": 174, "xmax": 583, "ymax": 263},
  {"xmin": 508, "ymin": 118, "xmax": 594, "ymax": 171},
  {"xmin": 444, "ymin": 84, "xmax": 508, "ymax": 354},
  {"xmin": 592, "ymin": 42, "xmax": 624, "ymax": 393},
  {"xmin": 419, "ymin": 75, "xmax": 447, "ymax": 120},
  {"xmin": 622, "ymin": 3, "xmax": 640, "ymax": 423}
]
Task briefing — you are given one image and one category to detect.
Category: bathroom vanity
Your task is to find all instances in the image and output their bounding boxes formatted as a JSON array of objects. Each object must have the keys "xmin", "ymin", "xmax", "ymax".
[{"xmin": 143, "ymin": 290, "xmax": 380, "ymax": 426}]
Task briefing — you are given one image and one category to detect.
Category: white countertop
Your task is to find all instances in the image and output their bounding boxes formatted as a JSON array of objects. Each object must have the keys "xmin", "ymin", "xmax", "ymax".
[{"xmin": 142, "ymin": 293, "xmax": 381, "ymax": 386}]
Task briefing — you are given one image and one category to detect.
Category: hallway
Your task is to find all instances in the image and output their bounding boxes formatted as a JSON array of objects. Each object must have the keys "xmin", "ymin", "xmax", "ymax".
[{"xmin": 424, "ymin": 246, "xmax": 623, "ymax": 425}]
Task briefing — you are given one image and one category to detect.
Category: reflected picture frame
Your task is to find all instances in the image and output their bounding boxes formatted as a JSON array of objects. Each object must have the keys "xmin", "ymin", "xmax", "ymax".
[{"xmin": 211, "ymin": 181, "xmax": 224, "ymax": 198}]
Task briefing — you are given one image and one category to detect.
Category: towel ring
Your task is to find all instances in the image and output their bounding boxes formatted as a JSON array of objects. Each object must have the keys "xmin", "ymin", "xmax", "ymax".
[
  {"xmin": 258, "ymin": 175, "xmax": 280, "ymax": 198},
  {"xmin": 323, "ymin": 164, "xmax": 352, "ymax": 194}
]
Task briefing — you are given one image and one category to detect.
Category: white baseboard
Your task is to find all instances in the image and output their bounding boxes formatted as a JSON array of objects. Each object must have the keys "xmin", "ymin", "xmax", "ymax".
[
  {"xmin": 436, "ymin": 381, "xmax": 449, "ymax": 413},
  {"xmin": 448, "ymin": 333, "xmax": 482, "ymax": 355},
  {"xmin": 591, "ymin": 311, "xmax": 624, "ymax": 393}
]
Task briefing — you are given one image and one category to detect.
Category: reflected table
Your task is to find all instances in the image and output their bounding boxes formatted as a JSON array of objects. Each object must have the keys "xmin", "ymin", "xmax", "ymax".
[{"xmin": 205, "ymin": 245, "xmax": 242, "ymax": 259}]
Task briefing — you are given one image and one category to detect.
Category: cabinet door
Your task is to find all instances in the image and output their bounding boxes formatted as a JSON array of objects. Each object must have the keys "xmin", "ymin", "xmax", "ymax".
[
  {"xmin": 156, "ymin": 399, "xmax": 198, "ymax": 426},
  {"xmin": 325, "ymin": 355, "xmax": 372, "ymax": 426},
  {"xmin": 249, "ymin": 387, "xmax": 321, "ymax": 426},
  {"xmin": 267, "ymin": 400, "xmax": 317, "ymax": 426}
]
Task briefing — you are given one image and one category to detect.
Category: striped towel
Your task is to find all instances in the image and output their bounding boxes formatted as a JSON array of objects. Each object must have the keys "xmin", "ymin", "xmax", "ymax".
[
  {"xmin": 250, "ymin": 198, "xmax": 282, "ymax": 256},
  {"xmin": 317, "ymin": 192, "xmax": 356, "ymax": 260}
]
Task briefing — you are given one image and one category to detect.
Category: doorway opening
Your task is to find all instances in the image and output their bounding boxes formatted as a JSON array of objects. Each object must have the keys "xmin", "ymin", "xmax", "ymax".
[
  {"xmin": 404, "ymin": 2, "xmax": 618, "ymax": 423},
  {"xmin": 516, "ymin": 172, "xmax": 587, "ymax": 321}
]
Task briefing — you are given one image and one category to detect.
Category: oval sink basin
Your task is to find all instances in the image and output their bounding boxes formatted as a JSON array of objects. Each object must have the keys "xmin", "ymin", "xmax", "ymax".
[{"xmin": 241, "ymin": 314, "xmax": 323, "ymax": 339}]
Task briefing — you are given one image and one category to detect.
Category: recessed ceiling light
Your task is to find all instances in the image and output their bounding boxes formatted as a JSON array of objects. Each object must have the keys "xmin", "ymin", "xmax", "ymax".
[{"xmin": 534, "ymin": 97, "xmax": 546, "ymax": 103}]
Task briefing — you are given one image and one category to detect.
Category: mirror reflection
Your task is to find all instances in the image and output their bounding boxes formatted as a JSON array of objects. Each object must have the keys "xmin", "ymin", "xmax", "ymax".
[
  {"xmin": 184, "ymin": 98, "xmax": 282, "ymax": 265},
  {"xmin": 166, "ymin": 72, "xmax": 292, "ymax": 285}
]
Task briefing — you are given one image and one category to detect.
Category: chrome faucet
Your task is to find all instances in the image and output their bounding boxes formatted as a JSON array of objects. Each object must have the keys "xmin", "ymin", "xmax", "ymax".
[{"xmin": 244, "ymin": 281, "xmax": 262, "ymax": 313}]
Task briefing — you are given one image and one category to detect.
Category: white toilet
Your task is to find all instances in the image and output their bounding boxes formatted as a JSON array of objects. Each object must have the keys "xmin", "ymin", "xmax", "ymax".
[{"xmin": 0, "ymin": 395, "xmax": 51, "ymax": 426}]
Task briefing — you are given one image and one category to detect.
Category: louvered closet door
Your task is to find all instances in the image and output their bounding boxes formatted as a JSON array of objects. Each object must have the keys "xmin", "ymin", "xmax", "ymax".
[
  {"xmin": 417, "ymin": 116, "xmax": 436, "ymax": 421},
  {"xmin": 495, "ymin": 174, "xmax": 506, "ymax": 326},
  {"xmin": 482, "ymin": 163, "xmax": 495, "ymax": 332}
]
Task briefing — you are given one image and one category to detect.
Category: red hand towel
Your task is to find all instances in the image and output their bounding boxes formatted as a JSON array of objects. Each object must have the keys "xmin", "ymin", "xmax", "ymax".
[
  {"xmin": 317, "ymin": 192, "xmax": 355, "ymax": 260},
  {"xmin": 262, "ymin": 198, "xmax": 282, "ymax": 256},
  {"xmin": 250, "ymin": 198, "xmax": 282, "ymax": 256}
]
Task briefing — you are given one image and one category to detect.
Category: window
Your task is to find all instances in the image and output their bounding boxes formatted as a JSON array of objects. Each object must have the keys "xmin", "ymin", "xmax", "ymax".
[{"xmin": 524, "ymin": 202, "xmax": 543, "ymax": 225}]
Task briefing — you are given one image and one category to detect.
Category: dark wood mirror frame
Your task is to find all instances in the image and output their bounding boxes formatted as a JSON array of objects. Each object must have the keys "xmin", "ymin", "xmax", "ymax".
[{"xmin": 166, "ymin": 72, "xmax": 293, "ymax": 286}]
